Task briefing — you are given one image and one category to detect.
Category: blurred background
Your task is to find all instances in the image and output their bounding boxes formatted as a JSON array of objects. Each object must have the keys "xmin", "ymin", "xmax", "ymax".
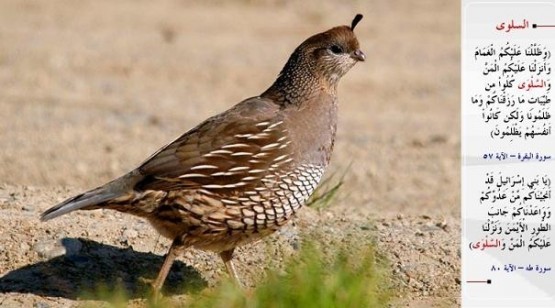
[{"xmin": 0, "ymin": 0, "xmax": 459, "ymax": 218}]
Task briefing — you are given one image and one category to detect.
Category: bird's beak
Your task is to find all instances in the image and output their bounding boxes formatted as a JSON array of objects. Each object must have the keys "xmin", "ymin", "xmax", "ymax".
[{"xmin": 352, "ymin": 49, "xmax": 366, "ymax": 62}]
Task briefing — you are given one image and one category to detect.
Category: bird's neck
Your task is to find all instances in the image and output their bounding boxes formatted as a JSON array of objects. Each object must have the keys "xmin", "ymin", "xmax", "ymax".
[{"xmin": 261, "ymin": 52, "xmax": 336, "ymax": 106}]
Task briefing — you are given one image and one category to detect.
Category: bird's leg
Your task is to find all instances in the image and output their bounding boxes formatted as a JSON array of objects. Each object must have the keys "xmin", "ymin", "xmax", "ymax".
[
  {"xmin": 220, "ymin": 248, "xmax": 242, "ymax": 288},
  {"xmin": 151, "ymin": 238, "xmax": 185, "ymax": 295}
]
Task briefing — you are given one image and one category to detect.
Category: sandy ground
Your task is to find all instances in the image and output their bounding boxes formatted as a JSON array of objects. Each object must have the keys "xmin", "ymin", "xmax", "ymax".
[{"xmin": 0, "ymin": 0, "xmax": 460, "ymax": 306}]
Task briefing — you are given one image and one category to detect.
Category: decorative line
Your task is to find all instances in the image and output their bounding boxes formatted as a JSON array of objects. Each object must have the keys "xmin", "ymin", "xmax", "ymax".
[
  {"xmin": 466, "ymin": 279, "xmax": 492, "ymax": 284},
  {"xmin": 533, "ymin": 24, "xmax": 555, "ymax": 28}
]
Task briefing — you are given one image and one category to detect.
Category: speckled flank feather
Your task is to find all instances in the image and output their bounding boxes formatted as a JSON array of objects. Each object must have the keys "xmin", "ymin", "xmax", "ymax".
[{"xmin": 41, "ymin": 14, "xmax": 365, "ymax": 292}]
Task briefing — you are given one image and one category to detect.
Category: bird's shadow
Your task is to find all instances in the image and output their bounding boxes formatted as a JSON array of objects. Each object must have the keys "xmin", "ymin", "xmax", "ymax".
[{"xmin": 0, "ymin": 238, "xmax": 207, "ymax": 300}]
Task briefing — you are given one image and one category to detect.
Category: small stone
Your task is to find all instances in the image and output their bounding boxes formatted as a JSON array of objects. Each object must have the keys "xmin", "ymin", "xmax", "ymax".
[
  {"xmin": 61, "ymin": 238, "xmax": 82, "ymax": 255},
  {"xmin": 290, "ymin": 238, "xmax": 300, "ymax": 250},
  {"xmin": 20, "ymin": 242, "xmax": 30, "ymax": 252},
  {"xmin": 34, "ymin": 241, "xmax": 63, "ymax": 258},
  {"xmin": 33, "ymin": 238, "xmax": 82, "ymax": 259},
  {"xmin": 123, "ymin": 229, "xmax": 138, "ymax": 239},
  {"xmin": 34, "ymin": 302, "xmax": 50, "ymax": 308}
]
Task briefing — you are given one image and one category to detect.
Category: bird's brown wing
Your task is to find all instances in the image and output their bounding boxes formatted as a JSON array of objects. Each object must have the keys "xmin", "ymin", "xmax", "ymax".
[{"xmin": 135, "ymin": 97, "xmax": 293, "ymax": 193}]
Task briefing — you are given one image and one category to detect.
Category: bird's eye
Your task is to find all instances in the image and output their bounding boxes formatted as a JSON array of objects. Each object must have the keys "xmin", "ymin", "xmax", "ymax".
[{"xmin": 329, "ymin": 44, "xmax": 343, "ymax": 54}]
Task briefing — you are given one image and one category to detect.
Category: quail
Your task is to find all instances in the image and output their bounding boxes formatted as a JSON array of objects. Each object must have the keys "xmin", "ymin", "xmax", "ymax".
[{"xmin": 41, "ymin": 14, "xmax": 365, "ymax": 292}]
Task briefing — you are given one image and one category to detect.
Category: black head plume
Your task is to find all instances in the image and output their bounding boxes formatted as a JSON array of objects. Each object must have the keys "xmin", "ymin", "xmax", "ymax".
[{"xmin": 351, "ymin": 14, "xmax": 363, "ymax": 31}]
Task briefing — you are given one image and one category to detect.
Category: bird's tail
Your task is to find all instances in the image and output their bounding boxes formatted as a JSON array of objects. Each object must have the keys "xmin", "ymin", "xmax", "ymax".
[
  {"xmin": 40, "ymin": 186, "xmax": 121, "ymax": 221},
  {"xmin": 41, "ymin": 170, "xmax": 142, "ymax": 221}
]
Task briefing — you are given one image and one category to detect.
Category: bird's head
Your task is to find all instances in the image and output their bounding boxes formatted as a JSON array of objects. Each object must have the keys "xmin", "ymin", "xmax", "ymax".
[
  {"xmin": 296, "ymin": 14, "xmax": 365, "ymax": 85},
  {"xmin": 262, "ymin": 14, "xmax": 365, "ymax": 104}
]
